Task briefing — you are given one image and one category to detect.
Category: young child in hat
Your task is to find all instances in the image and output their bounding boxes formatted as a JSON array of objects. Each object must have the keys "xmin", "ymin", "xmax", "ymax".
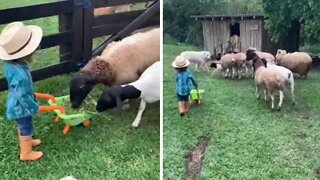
[
  {"xmin": 0, "ymin": 22, "xmax": 43, "ymax": 161},
  {"xmin": 172, "ymin": 55, "xmax": 198, "ymax": 116}
]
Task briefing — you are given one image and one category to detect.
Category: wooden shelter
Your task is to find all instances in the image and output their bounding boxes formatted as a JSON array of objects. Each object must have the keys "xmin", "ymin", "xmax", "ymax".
[{"xmin": 193, "ymin": 14, "xmax": 300, "ymax": 56}]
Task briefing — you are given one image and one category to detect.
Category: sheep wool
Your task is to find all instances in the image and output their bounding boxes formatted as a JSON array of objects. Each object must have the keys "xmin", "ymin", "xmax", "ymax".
[
  {"xmin": 276, "ymin": 49, "xmax": 312, "ymax": 76},
  {"xmin": 83, "ymin": 27, "xmax": 160, "ymax": 85}
]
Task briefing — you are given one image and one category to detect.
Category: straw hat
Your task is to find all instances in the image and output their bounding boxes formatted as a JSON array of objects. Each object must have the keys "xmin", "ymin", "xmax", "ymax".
[
  {"xmin": 0, "ymin": 22, "xmax": 43, "ymax": 60},
  {"xmin": 172, "ymin": 55, "xmax": 190, "ymax": 68}
]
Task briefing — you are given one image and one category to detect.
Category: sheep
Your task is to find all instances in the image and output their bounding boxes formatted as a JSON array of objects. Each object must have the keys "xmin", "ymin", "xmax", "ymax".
[
  {"xmin": 251, "ymin": 55, "xmax": 286, "ymax": 110},
  {"xmin": 232, "ymin": 52, "xmax": 247, "ymax": 79},
  {"xmin": 266, "ymin": 61, "xmax": 295, "ymax": 104},
  {"xmin": 275, "ymin": 49, "xmax": 312, "ymax": 77},
  {"xmin": 216, "ymin": 53, "xmax": 235, "ymax": 78},
  {"xmin": 180, "ymin": 51, "xmax": 211, "ymax": 72},
  {"xmin": 96, "ymin": 61, "xmax": 160, "ymax": 127},
  {"xmin": 70, "ymin": 28, "xmax": 160, "ymax": 108},
  {"xmin": 94, "ymin": 4, "xmax": 134, "ymax": 16},
  {"xmin": 247, "ymin": 47, "xmax": 275, "ymax": 63},
  {"xmin": 248, "ymin": 49, "xmax": 295, "ymax": 104}
]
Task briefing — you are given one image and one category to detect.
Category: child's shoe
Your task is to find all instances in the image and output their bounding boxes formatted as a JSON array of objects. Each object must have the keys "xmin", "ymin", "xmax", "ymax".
[
  {"xmin": 178, "ymin": 102, "xmax": 185, "ymax": 116},
  {"xmin": 19, "ymin": 136, "xmax": 43, "ymax": 161}
]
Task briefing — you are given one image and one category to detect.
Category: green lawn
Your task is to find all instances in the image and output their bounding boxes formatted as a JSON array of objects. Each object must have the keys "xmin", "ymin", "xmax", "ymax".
[
  {"xmin": 0, "ymin": 1, "xmax": 159, "ymax": 179},
  {"xmin": 163, "ymin": 43, "xmax": 320, "ymax": 179}
]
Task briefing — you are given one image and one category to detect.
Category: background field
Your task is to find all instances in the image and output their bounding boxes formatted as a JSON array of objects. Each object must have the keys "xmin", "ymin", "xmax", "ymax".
[
  {"xmin": 0, "ymin": 1, "xmax": 159, "ymax": 179},
  {"xmin": 163, "ymin": 43, "xmax": 320, "ymax": 179}
]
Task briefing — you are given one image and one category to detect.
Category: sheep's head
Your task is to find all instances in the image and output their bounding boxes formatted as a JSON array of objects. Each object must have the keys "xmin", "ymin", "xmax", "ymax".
[
  {"xmin": 96, "ymin": 85, "xmax": 141, "ymax": 118},
  {"xmin": 246, "ymin": 49, "xmax": 257, "ymax": 61},
  {"xmin": 275, "ymin": 49, "xmax": 287, "ymax": 64},
  {"xmin": 203, "ymin": 51, "xmax": 211, "ymax": 60},
  {"xmin": 252, "ymin": 57, "xmax": 267, "ymax": 72},
  {"xmin": 96, "ymin": 86, "xmax": 121, "ymax": 112},
  {"xmin": 69, "ymin": 58, "xmax": 116, "ymax": 108},
  {"xmin": 69, "ymin": 71, "xmax": 96, "ymax": 108}
]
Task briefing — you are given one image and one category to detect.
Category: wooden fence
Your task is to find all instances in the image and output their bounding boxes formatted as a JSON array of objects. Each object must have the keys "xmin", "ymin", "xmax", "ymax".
[{"xmin": 0, "ymin": 0, "xmax": 160, "ymax": 91}]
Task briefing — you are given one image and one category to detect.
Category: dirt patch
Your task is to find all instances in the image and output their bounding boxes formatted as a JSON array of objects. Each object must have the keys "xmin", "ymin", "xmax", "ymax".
[
  {"xmin": 184, "ymin": 137, "xmax": 210, "ymax": 180},
  {"xmin": 315, "ymin": 167, "xmax": 320, "ymax": 180},
  {"xmin": 296, "ymin": 132, "xmax": 307, "ymax": 139}
]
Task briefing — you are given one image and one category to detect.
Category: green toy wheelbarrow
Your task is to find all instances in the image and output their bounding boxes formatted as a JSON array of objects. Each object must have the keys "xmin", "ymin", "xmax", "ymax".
[
  {"xmin": 189, "ymin": 89, "xmax": 205, "ymax": 105},
  {"xmin": 35, "ymin": 93, "xmax": 92, "ymax": 135}
]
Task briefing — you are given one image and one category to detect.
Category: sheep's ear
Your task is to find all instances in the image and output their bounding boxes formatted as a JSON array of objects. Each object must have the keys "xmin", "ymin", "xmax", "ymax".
[
  {"xmin": 277, "ymin": 49, "xmax": 281, "ymax": 54},
  {"xmin": 115, "ymin": 95, "xmax": 123, "ymax": 120}
]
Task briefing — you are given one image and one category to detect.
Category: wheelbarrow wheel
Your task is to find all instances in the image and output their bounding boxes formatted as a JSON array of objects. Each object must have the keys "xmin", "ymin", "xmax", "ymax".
[{"xmin": 82, "ymin": 120, "xmax": 90, "ymax": 127}]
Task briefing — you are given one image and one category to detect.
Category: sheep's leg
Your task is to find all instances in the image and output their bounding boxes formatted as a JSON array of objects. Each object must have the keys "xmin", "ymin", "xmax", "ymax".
[
  {"xmin": 255, "ymin": 86, "xmax": 260, "ymax": 99},
  {"xmin": 232, "ymin": 67, "xmax": 236, "ymax": 78},
  {"xmin": 270, "ymin": 93, "xmax": 275, "ymax": 109},
  {"xmin": 238, "ymin": 68, "xmax": 242, "ymax": 79},
  {"xmin": 245, "ymin": 66, "xmax": 249, "ymax": 78},
  {"xmin": 290, "ymin": 82, "xmax": 295, "ymax": 105},
  {"xmin": 278, "ymin": 90, "xmax": 284, "ymax": 110},
  {"xmin": 225, "ymin": 69, "xmax": 229, "ymax": 78},
  {"xmin": 132, "ymin": 99, "xmax": 147, "ymax": 128},
  {"xmin": 195, "ymin": 64, "xmax": 198, "ymax": 72},
  {"xmin": 264, "ymin": 90, "xmax": 267, "ymax": 101}
]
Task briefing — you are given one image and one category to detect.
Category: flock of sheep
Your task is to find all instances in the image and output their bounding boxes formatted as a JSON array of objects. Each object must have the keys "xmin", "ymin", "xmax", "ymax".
[
  {"xmin": 180, "ymin": 48, "xmax": 313, "ymax": 110},
  {"xmin": 69, "ymin": 27, "xmax": 160, "ymax": 127}
]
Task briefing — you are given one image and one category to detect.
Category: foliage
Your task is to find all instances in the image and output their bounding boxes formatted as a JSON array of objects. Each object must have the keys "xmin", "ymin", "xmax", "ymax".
[{"xmin": 262, "ymin": 0, "xmax": 320, "ymax": 43}]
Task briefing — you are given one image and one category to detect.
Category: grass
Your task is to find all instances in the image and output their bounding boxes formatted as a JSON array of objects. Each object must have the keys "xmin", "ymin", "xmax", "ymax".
[
  {"xmin": 163, "ymin": 43, "xmax": 320, "ymax": 179},
  {"xmin": 0, "ymin": 1, "xmax": 159, "ymax": 179}
]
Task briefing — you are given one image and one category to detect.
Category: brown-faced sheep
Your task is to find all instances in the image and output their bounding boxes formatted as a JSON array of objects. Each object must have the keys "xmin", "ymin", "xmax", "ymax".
[
  {"xmin": 70, "ymin": 28, "xmax": 160, "ymax": 108},
  {"xmin": 275, "ymin": 49, "xmax": 312, "ymax": 77},
  {"xmin": 252, "ymin": 56, "xmax": 285, "ymax": 110}
]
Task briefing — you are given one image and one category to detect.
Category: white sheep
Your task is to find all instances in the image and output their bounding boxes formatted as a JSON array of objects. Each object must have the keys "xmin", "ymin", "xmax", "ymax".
[
  {"xmin": 180, "ymin": 51, "xmax": 211, "ymax": 72},
  {"xmin": 70, "ymin": 28, "xmax": 160, "ymax": 108},
  {"xmin": 251, "ymin": 55, "xmax": 285, "ymax": 110},
  {"xmin": 275, "ymin": 49, "xmax": 312, "ymax": 77},
  {"xmin": 96, "ymin": 61, "xmax": 160, "ymax": 127}
]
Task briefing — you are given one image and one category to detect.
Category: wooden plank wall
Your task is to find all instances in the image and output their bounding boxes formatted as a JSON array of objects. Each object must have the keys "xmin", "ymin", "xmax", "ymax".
[
  {"xmin": 239, "ymin": 19, "xmax": 261, "ymax": 52},
  {"xmin": 202, "ymin": 20, "xmax": 229, "ymax": 54},
  {"xmin": 202, "ymin": 19, "xmax": 265, "ymax": 54}
]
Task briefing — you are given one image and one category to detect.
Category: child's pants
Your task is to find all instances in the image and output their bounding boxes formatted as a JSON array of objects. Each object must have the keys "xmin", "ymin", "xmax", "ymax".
[
  {"xmin": 177, "ymin": 94, "xmax": 189, "ymax": 101},
  {"xmin": 16, "ymin": 116, "xmax": 33, "ymax": 136}
]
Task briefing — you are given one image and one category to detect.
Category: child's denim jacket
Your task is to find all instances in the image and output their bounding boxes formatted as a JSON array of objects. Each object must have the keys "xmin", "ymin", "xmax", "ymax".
[
  {"xmin": 175, "ymin": 70, "xmax": 198, "ymax": 96},
  {"xmin": 3, "ymin": 60, "xmax": 38, "ymax": 120}
]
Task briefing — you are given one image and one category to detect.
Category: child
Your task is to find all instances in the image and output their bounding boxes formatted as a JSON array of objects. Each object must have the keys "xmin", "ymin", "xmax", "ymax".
[
  {"xmin": 172, "ymin": 55, "xmax": 198, "ymax": 116},
  {"xmin": 0, "ymin": 22, "xmax": 43, "ymax": 161}
]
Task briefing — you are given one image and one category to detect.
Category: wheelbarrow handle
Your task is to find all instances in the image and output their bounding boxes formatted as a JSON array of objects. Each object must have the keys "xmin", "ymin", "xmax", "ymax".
[
  {"xmin": 35, "ymin": 92, "xmax": 56, "ymax": 103},
  {"xmin": 38, "ymin": 105, "xmax": 65, "ymax": 114}
]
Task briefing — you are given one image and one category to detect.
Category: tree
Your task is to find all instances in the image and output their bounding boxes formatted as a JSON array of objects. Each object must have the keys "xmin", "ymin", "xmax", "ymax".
[{"xmin": 262, "ymin": 0, "xmax": 320, "ymax": 44}]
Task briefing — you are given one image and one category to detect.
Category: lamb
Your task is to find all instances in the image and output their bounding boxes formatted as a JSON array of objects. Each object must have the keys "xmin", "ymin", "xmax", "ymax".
[
  {"xmin": 180, "ymin": 51, "xmax": 211, "ymax": 72},
  {"xmin": 96, "ymin": 61, "xmax": 160, "ymax": 127},
  {"xmin": 275, "ymin": 49, "xmax": 312, "ymax": 77},
  {"xmin": 251, "ymin": 54, "xmax": 286, "ymax": 110},
  {"xmin": 70, "ymin": 28, "xmax": 160, "ymax": 108}
]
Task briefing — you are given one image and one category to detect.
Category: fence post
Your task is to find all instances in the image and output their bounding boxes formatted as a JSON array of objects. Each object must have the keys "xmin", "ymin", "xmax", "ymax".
[
  {"xmin": 58, "ymin": 5, "xmax": 73, "ymax": 62},
  {"xmin": 82, "ymin": 1, "xmax": 94, "ymax": 62}
]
